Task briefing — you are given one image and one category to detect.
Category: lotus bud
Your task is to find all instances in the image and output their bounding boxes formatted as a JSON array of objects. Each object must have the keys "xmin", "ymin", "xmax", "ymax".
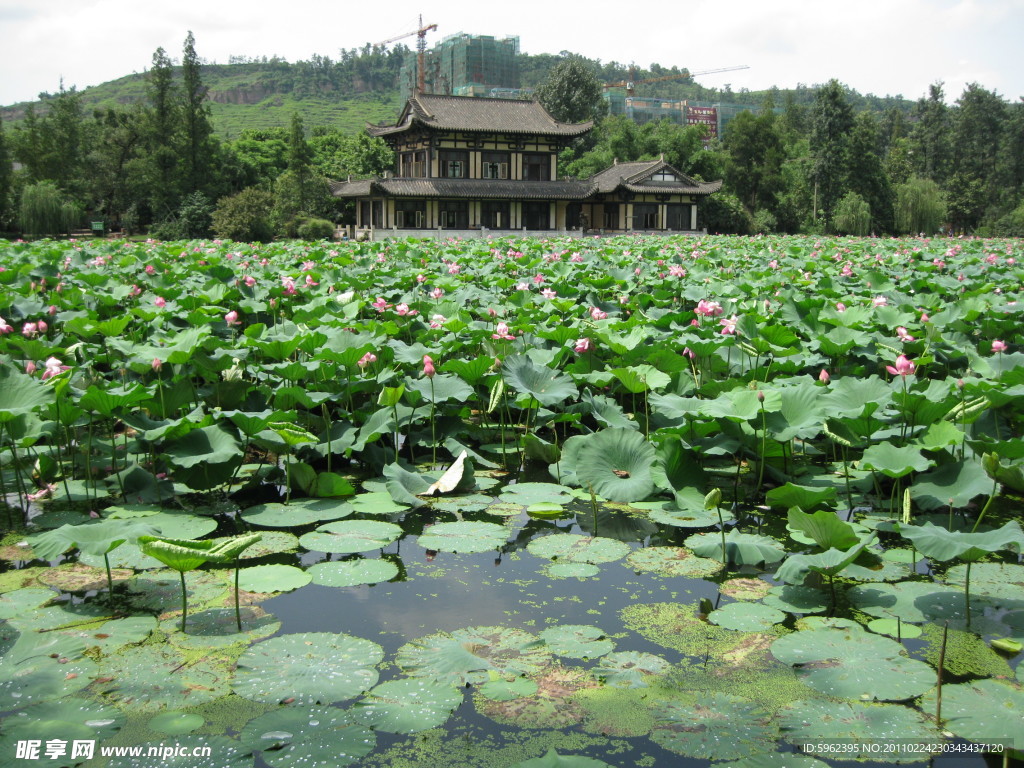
[{"xmin": 703, "ymin": 488, "xmax": 722, "ymax": 510}]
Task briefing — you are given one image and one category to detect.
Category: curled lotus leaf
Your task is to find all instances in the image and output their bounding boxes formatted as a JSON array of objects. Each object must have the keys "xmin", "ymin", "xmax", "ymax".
[
  {"xmin": 396, "ymin": 626, "xmax": 550, "ymax": 686},
  {"xmin": 847, "ymin": 581, "xmax": 967, "ymax": 623},
  {"xmin": 233, "ymin": 632, "xmax": 383, "ymax": 705}
]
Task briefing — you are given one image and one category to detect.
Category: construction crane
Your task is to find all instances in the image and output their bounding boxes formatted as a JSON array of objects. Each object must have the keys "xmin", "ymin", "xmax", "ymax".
[
  {"xmin": 376, "ymin": 15, "xmax": 438, "ymax": 94},
  {"xmin": 604, "ymin": 65, "xmax": 750, "ymax": 97}
]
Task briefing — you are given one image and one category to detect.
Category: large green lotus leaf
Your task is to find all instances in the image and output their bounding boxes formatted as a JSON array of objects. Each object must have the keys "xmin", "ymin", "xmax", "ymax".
[
  {"xmin": 396, "ymin": 626, "xmax": 550, "ymax": 686},
  {"xmin": 685, "ymin": 530, "xmax": 786, "ymax": 566},
  {"xmin": 97, "ymin": 644, "xmax": 230, "ymax": 713},
  {"xmin": 0, "ymin": 588, "xmax": 54, "ymax": 619},
  {"xmin": 212, "ymin": 531, "xmax": 298, "ymax": 558},
  {"xmin": 527, "ymin": 534, "xmax": 630, "ymax": 564},
  {"xmin": 240, "ymin": 499, "xmax": 353, "ymax": 527},
  {"xmin": 764, "ymin": 382, "xmax": 826, "ymax": 442},
  {"xmin": 784, "ymin": 507, "xmax": 858, "ymax": 550},
  {"xmin": 761, "ymin": 585, "xmax": 829, "ymax": 614},
  {"xmin": 921, "ymin": 679, "xmax": 1022, "ymax": 747},
  {"xmin": 0, "ymin": 371, "xmax": 54, "ymax": 422},
  {"xmin": 479, "ymin": 674, "xmax": 539, "ymax": 701},
  {"xmin": 774, "ymin": 535, "xmax": 877, "ymax": 585},
  {"xmin": 647, "ymin": 501, "xmax": 734, "ymax": 529},
  {"xmin": 109, "ymin": 510, "xmax": 218, "ymax": 539},
  {"xmin": 509, "ymin": 749, "xmax": 613, "ymax": 768},
  {"xmin": 770, "ymin": 627, "xmax": 935, "ymax": 700},
  {"xmin": 299, "ymin": 520, "xmax": 402, "ymax": 554},
  {"xmin": 128, "ymin": 570, "xmax": 229, "ymax": 612},
  {"xmin": 543, "ymin": 562, "xmax": 600, "ymax": 579},
  {"xmin": 718, "ymin": 755, "xmax": 829, "ymax": 768},
  {"xmin": 911, "ymin": 457, "xmax": 993, "ymax": 509},
  {"xmin": 60, "ymin": 615, "xmax": 158, "ymax": 655},
  {"xmin": 538, "ymin": 625, "xmax": 614, "ymax": 659},
  {"xmin": 709, "ymin": 602, "xmax": 787, "ymax": 631},
  {"xmin": 575, "ymin": 428, "xmax": 656, "ymax": 502},
  {"xmin": 308, "ymin": 558, "xmax": 399, "ymax": 587},
  {"xmin": 611, "ymin": 364, "xmax": 671, "ymax": 393},
  {"xmin": 944, "ymin": 562, "xmax": 1024, "ymax": 603},
  {"xmin": 624, "ymin": 546, "xmax": 723, "ymax": 577},
  {"xmin": 383, "ymin": 462, "xmax": 430, "ymax": 508},
  {"xmin": 593, "ymin": 651, "xmax": 670, "ymax": 689},
  {"xmin": 164, "ymin": 425, "xmax": 242, "ymax": 468},
  {"xmin": 779, "ymin": 699, "xmax": 939, "ymax": 757},
  {"xmin": 103, "ymin": 736, "xmax": 252, "ymax": 768},
  {"xmin": 0, "ymin": 698, "xmax": 123, "ymax": 768},
  {"xmin": 475, "ymin": 663, "xmax": 598, "ymax": 728},
  {"xmin": 898, "ymin": 520, "xmax": 1024, "ymax": 562},
  {"xmin": 37, "ymin": 562, "xmax": 133, "ymax": 592},
  {"xmin": 239, "ymin": 705, "xmax": 376, "ymax": 767},
  {"xmin": 650, "ymin": 694, "xmax": 778, "ymax": 761},
  {"xmin": 30, "ymin": 519, "xmax": 158, "ymax": 559},
  {"xmin": 860, "ymin": 442, "xmax": 933, "ymax": 478},
  {"xmin": 161, "ymin": 607, "xmax": 281, "ymax": 649},
  {"xmin": 353, "ymin": 678, "xmax": 462, "ymax": 733},
  {"xmin": 407, "ymin": 373, "xmax": 474, "ymax": 403},
  {"xmin": 347, "ymin": 490, "xmax": 410, "ymax": 515},
  {"xmin": 233, "ymin": 632, "xmax": 383, "ymax": 705},
  {"xmin": 138, "ymin": 536, "xmax": 215, "ymax": 572},
  {"xmin": 848, "ymin": 580, "xmax": 971, "ymax": 623},
  {"xmin": 417, "ymin": 521, "xmax": 508, "ymax": 554},
  {"xmin": 237, "ymin": 564, "xmax": 311, "ymax": 593},
  {"xmin": 501, "ymin": 354, "xmax": 579, "ymax": 406},
  {"xmin": 499, "ymin": 482, "xmax": 575, "ymax": 505}
]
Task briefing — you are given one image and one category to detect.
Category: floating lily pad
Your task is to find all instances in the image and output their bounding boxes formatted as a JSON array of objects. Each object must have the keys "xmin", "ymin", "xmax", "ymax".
[
  {"xmin": 720, "ymin": 578, "xmax": 771, "ymax": 601},
  {"xmin": 147, "ymin": 711, "xmax": 205, "ymax": 735},
  {"xmin": 476, "ymin": 663, "xmax": 598, "ymax": 729},
  {"xmin": 431, "ymin": 493, "xmax": 494, "ymax": 514},
  {"xmin": 97, "ymin": 644, "xmax": 230, "ymax": 713},
  {"xmin": 0, "ymin": 587, "xmax": 55, "ymax": 618},
  {"xmin": 500, "ymin": 482, "xmax": 575, "ymax": 506},
  {"xmin": 710, "ymin": 602, "xmax": 787, "ymax": 632},
  {"xmin": 479, "ymin": 675, "xmax": 539, "ymax": 701},
  {"xmin": 920, "ymin": 679, "xmax": 1024, "ymax": 746},
  {"xmin": 348, "ymin": 491, "xmax": 409, "ymax": 516},
  {"xmin": 779, "ymin": 699, "xmax": 940, "ymax": 756},
  {"xmin": 417, "ymin": 521, "xmax": 508, "ymax": 554},
  {"xmin": 867, "ymin": 618, "xmax": 923, "ymax": 639},
  {"xmin": 36, "ymin": 562, "xmax": 134, "ymax": 592},
  {"xmin": 113, "ymin": 510, "xmax": 218, "ymax": 539},
  {"xmin": 240, "ymin": 499, "xmax": 352, "ymax": 527},
  {"xmin": 237, "ymin": 564, "xmax": 311, "ymax": 594},
  {"xmin": 770, "ymin": 627, "xmax": 935, "ymax": 700},
  {"xmin": 161, "ymin": 606, "xmax": 280, "ymax": 649},
  {"xmin": 848, "ymin": 581, "xmax": 966, "ymax": 623},
  {"xmin": 718, "ymin": 755, "xmax": 829, "ymax": 768},
  {"xmin": 212, "ymin": 530, "xmax": 299, "ymax": 557},
  {"xmin": 353, "ymin": 678, "xmax": 462, "ymax": 733},
  {"xmin": 649, "ymin": 505, "xmax": 734, "ymax": 528},
  {"xmin": 543, "ymin": 562, "xmax": 600, "ymax": 579},
  {"xmin": 103, "ymin": 736, "xmax": 252, "ymax": 768},
  {"xmin": 0, "ymin": 699, "xmax": 123, "ymax": 768},
  {"xmin": 299, "ymin": 520, "xmax": 402, "ymax": 554},
  {"xmin": 881, "ymin": 547, "xmax": 921, "ymax": 564},
  {"xmin": 650, "ymin": 694, "xmax": 778, "ymax": 761},
  {"xmin": 396, "ymin": 626, "xmax": 550, "ymax": 686},
  {"xmin": 239, "ymin": 705, "xmax": 375, "ymax": 767},
  {"xmin": 593, "ymin": 651, "xmax": 670, "ymax": 688},
  {"xmin": 539, "ymin": 625, "xmax": 614, "ymax": 659},
  {"xmin": 80, "ymin": 544, "xmax": 163, "ymax": 570},
  {"xmin": 843, "ymin": 557, "xmax": 911, "ymax": 582},
  {"xmin": 483, "ymin": 501, "xmax": 526, "ymax": 517},
  {"xmin": 761, "ymin": 585, "xmax": 829, "ymax": 614},
  {"xmin": 62, "ymin": 615, "xmax": 157, "ymax": 654},
  {"xmin": 527, "ymin": 534, "xmax": 630, "ymax": 564},
  {"xmin": 233, "ymin": 632, "xmax": 383, "ymax": 705},
  {"xmin": 308, "ymin": 558, "xmax": 399, "ymax": 587},
  {"xmin": 527, "ymin": 502, "xmax": 571, "ymax": 518},
  {"xmin": 624, "ymin": 546, "xmax": 723, "ymax": 577},
  {"xmin": 945, "ymin": 562, "xmax": 1024, "ymax": 603},
  {"xmin": 0, "ymin": 629, "xmax": 94, "ymax": 709},
  {"xmin": 129, "ymin": 570, "xmax": 229, "ymax": 611},
  {"xmin": 508, "ymin": 749, "xmax": 613, "ymax": 768}
]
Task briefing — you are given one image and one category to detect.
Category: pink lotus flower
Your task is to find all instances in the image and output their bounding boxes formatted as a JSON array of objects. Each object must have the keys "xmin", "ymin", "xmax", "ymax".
[
  {"xmin": 416, "ymin": 274, "xmax": 427, "ymax": 283},
  {"xmin": 430, "ymin": 287, "xmax": 444, "ymax": 300},
  {"xmin": 448, "ymin": 263, "xmax": 461, "ymax": 275},
  {"xmin": 871, "ymin": 296, "xmax": 888, "ymax": 307},
  {"xmin": 281, "ymin": 276, "xmax": 297, "ymax": 295},
  {"xmin": 154, "ymin": 296, "xmax": 166, "ymax": 308},
  {"xmin": 47, "ymin": 305, "xmax": 57, "ymax": 316},
  {"xmin": 145, "ymin": 264, "xmax": 156, "ymax": 275},
  {"xmin": 304, "ymin": 274, "xmax": 318, "ymax": 287},
  {"xmin": 920, "ymin": 312, "xmax": 930, "ymax": 323},
  {"xmin": 301, "ymin": 260, "xmax": 316, "ymax": 271},
  {"xmin": 896, "ymin": 326, "xmax": 915, "ymax": 342},
  {"xmin": 41, "ymin": 357, "xmax": 69, "ymax": 380},
  {"xmin": 573, "ymin": 337, "xmax": 591, "ymax": 353},
  {"xmin": 371, "ymin": 297, "xmax": 391, "ymax": 312},
  {"xmin": 590, "ymin": 307, "xmax": 607, "ymax": 321},
  {"xmin": 423, "ymin": 355, "xmax": 436, "ymax": 378},
  {"xmin": 682, "ymin": 347, "xmax": 695, "ymax": 360},
  {"xmin": 695, "ymin": 299, "xmax": 723, "ymax": 317},
  {"xmin": 992, "ymin": 339, "xmax": 1008, "ymax": 353},
  {"xmin": 669, "ymin": 264, "xmax": 686, "ymax": 277},
  {"xmin": 224, "ymin": 310, "xmax": 240, "ymax": 326},
  {"xmin": 357, "ymin": 352, "xmax": 377, "ymax": 368},
  {"xmin": 0, "ymin": 317, "xmax": 13, "ymax": 334},
  {"xmin": 886, "ymin": 355, "xmax": 916, "ymax": 377},
  {"xmin": 532, "ymin": 274, "xmax": 545, "ymax": 285},
  {"xmin": 719, "ymin": 315, "xmax": 738, "ymax": 335},
  {"xmin": 152, "ymin": 358, "xmax": 163, "ymax": 372},
  {"xmin": 818, "ymin": 369, "xmax": 830, "ymax": 384},
  {"xmin": 540, "ymin": 288, "xmax": 557, "ymax": 300},
  {"xmin": 492, "ymin": 321, "xmax": 515, "ymax": 340},
  {"xmin": 244, "ymin": 275, "xmax": 257, "ymax": 287},
  {"xmin": 22, "ymin": 322, "xmax": 38, "ymax": 338},
  {"xmin": 429, "ymin": 314, "xmax": 447, "ymax": 328}
]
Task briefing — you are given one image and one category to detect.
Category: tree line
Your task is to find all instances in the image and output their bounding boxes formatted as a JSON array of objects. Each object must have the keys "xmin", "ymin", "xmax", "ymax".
[
  {"xmin": 540, "ymin": 58, "xmax": 1024, "ymax": 236},
  {"xmin": 1, "ymin": 40, "xmax": 1022, "ymax": 239}
]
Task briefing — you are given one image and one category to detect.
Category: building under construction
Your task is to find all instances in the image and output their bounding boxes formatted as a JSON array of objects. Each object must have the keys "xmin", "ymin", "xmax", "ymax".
[
  {"xmin": 603, "ymin": 92, "xmax": 763, "ymax": 139},
  {"xmin": 399, "ymin": 33, "xmax": 527, "ymax": 102}
]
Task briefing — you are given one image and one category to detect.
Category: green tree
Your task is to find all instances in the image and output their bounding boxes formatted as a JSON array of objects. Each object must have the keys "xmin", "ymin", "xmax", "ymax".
[
  {"xmin": 724, "ymin": 109, "xmax": 784, "ymax": 213},
  {"xmin": 180, "ymin": 31, "xmax": 216, "ymax": 196},
  {"xmin": 143, "ymin": 46, "xmax": 181, "ymax": 219},
  {"xmin": 19, "ymin": 181, "xmax": 78, "ymax": 236},
  {"xmin": 0, "ymin": 115, "xmax": 12, "ymax": 230},
  {"xmin": 536, "ymin": 57, "xmax": 607, "ymax": 124},
  {"xmin": 908, "ymin": 83, "xmax": 951, "ymax": 183},
  {"xmin": 832, "ymin": 191, "xmax": 871, "ymax": 235},
  {"xmin": 810, "ymin": 80, "xmax": 854, "ymax": 221},
  {"xmin": 212, "ymin": 187, "xmax": 275, "ymax": 242},
  {"xmin": 894, "ymin": 176, "xmax": 946, "ymax": 234},
  {"xmin": 272, "ymin": 170, "xmax": 336, "ymax": 237},
  {"xmin": 845, "ymin": 112, "xmax": 894, "ymax": 233}
]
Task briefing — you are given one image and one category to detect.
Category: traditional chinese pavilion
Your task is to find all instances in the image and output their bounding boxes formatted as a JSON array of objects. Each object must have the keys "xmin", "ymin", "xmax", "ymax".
[{"xmin": 331, "ymin": 94, "xmax": 721, "ymax": 237}]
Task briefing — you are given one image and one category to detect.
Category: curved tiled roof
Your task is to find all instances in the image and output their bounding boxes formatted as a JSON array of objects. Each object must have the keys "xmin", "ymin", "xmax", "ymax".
[
  {"xmin": 590, "ymin": 159, "xmax": 722, "ymax": 195},
  {"xmin": 331, "ymin": 177, "xmax": 595, "ymax": 200},
  {"xmin": 367, "ymin": 94, "xmax": 592, "ymax": 138}
]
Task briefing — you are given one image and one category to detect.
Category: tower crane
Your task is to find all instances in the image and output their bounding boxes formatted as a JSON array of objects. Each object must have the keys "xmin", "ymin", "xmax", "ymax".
[
  {"xmin": 604, "ymin": 65, "xmax": 750, "ymax": 97},
  {"xmin": 376, "ymin": 15, "xmax": 438, "ymax": 94}
]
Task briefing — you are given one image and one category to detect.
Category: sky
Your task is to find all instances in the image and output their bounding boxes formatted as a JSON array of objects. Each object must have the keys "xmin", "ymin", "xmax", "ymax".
[{"xmin": 1, "ymin": 0, "xmax": 1022, "ymax": 107}]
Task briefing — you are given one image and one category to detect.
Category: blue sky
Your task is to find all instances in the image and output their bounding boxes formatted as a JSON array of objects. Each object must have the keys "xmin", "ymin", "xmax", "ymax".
[{"xmin": 1, "ymin": 0, "xmax": 1021, "ymax": 106}]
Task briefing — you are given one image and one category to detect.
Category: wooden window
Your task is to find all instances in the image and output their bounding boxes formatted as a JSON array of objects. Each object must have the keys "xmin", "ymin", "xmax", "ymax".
[
  {"xmin": 394, "ymin": 200, "xmax": 426, "ymax": 229},
  {"xmin": 400, "ymin": 151, "xmax": 427, "ymax": 178},
  {"xmin": 523, "ymin": 201, "xmax": 550, "ymax": 230},
  {"xmin": 482, "ymin": 151, "xmax": 510, "ymax": 179},
  {"xmin": 438, "ymin": 201, "xmax": 468, "ymax": 229},
  {"xmin": 634, "ymin": 204, "xmax": 658, "ymax": 229},
  {"xmin": 481, "ymin": 201, "xmax": 509, "ymax": 229},
  {"xmin": 522, "ymin": 153, "xmax": 550, "ymax": 181},
  {"xmin": 603, "ymin": 204, "xmax": 619, "ymax": 230},
  {"xmin": 439, "ymin": 150, "xmax": 468, "ymax": 179}
]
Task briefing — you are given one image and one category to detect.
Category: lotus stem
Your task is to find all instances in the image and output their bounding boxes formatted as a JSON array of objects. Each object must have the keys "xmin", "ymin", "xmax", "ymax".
[
  {"xmin": 756, "ymin": 397, "xmax": 767, "ymax": 499},
  {"xmin": 103, "ymin": 552, "xmax": 114, "ymax": 596},
  {"xmin": 234, "ymin": 559, "xmax": 242, "ymax": 632},
  {"xmin": 971, "ymin": 479, "xmax": 999, "ymax": 532},
  {"xmin": 716, "ymin": 503, "xmax": 727, "ymax": 566},
  {"xmin": 179, "ymin": 570, "xmax": 188, "ymax": 633},
  {"xmin": 936, "ymin": 621, "xmax": 948, "ymax": 726},
  {"xmin": 964, "ymin": 560, "xmax": 972, "ymax": 627},
  {"xmin": 429, "ymin": 377, "xmax": 436, "ymax": 467}
]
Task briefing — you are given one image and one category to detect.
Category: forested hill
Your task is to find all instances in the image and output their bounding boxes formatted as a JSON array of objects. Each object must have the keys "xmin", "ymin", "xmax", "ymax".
[{"xmin": 1, "ymin": 45, "xmax": 917, "ymax": 137}]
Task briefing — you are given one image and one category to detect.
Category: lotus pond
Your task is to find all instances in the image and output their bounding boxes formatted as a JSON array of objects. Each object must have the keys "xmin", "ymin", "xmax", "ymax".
[{"xmin": 1, "ymin": 233, "xmax": 1023, "ymax": 768}]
